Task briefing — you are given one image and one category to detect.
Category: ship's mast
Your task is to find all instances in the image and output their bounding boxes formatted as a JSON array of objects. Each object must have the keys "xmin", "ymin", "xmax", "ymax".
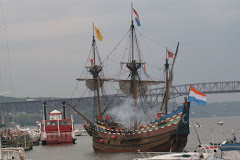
[
  {"xmin": 131, "ymin": 3, "xmax": 138, "ymax": 130},
  {"xmin": 92, "ymin": 23, "xmax": 102, "ymax": 120},
  {"xmin": 165, "ymin": 50, "xmax": 169, "ymax": 114}
]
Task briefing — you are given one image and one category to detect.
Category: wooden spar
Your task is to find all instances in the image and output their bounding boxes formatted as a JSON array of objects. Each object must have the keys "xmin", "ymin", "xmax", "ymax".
[
  {"xmin": 77, "ymin": 78, "xmax": 164, "ymax": 83},
  {"xmin": 131, "ymin": 3, "xmax": 134, "ymax": 61},
  {"xmin": 66, "ymin": 101, "xmax": 94, "ymax": 126},
  {"xmin": 96, "ymin": 75, "xmax": 102, "ymax": 119},
  {"xmin": 93, "ymin": 23, "xmax": 96, "ymax": 64},
  {"xmin": 165, "ymin": 49, "xmax": 169, "ymax": 114}
]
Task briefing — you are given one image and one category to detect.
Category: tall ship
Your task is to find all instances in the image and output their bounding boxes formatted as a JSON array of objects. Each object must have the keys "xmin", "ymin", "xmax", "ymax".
[
  {"xmin": 40, "ymin": 102, "xmax": 76, "ymax": 145},
  {"xmin": 68, "ymin": 4, "xmax": 191, "ymax": 152}
]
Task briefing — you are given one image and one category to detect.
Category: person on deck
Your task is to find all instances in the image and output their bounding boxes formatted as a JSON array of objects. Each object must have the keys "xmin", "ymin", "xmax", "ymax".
[
  {"xmin": 157, "ymin": 111, "xmax": 162, "ymax": 119},
  {"xmin": 198, "ymin": 145, "xmax": 204, "ymax": 158},
  {"xmin": 234, "ymin": 135, "xmax": 237, "ymax": 143},
  {"xmin": 105, "ymin": 115, "xmax": 110, "ymax": 124}
]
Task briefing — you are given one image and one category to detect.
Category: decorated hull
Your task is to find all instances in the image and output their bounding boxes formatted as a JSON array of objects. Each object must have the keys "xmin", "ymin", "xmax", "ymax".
[{"xmin": 84, "ymin": 102, "xmax": 190, "ymax": 152}]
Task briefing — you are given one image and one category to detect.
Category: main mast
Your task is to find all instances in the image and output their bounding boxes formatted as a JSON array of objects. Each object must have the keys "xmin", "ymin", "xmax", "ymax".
[
  {"xmin": 128, "ymin": 3, "xmax": 139, "ymax": 130},
  {"xmin": 132, "ymin": 4, "xmax": 138, "ymax": 130}
]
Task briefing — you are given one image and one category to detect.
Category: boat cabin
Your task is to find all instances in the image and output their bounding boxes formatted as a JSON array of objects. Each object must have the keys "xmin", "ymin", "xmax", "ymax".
[{"xmin": 49, "ymin": 109, "xmax": 62, "ymax": 120}]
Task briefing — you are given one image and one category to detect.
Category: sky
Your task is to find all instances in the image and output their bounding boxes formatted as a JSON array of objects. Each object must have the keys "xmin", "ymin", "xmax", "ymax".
[{"xmin": 0, "ymin": 0, "xmax": 240, "ymax": 101}]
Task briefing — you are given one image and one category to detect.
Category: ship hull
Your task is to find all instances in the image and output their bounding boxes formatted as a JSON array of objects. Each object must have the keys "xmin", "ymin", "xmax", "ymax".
[
  {"xmin": 92, "ymin": 129, "xmax": 188, "ymax": 152},
  {"xmin": 84, "ymin": 102, "xmax": 190, "ymax": 152}
]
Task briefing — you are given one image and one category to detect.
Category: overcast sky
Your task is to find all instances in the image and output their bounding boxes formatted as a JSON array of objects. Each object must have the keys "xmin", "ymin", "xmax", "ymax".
[{"xmin": 0, "ymin": 0, "xmax": 239, "ymax": 101}]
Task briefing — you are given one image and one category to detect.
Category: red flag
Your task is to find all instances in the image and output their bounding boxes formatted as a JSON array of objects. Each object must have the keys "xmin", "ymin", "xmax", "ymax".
[{"xmin": 167, "ymin": 48, "xmax": 174, "ymax": 58}]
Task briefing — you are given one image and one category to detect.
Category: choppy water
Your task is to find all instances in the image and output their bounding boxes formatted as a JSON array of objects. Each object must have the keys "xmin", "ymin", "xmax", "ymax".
[{"xmin": 26, "ymin": 116, "xmax": 240, "ymax": 160}]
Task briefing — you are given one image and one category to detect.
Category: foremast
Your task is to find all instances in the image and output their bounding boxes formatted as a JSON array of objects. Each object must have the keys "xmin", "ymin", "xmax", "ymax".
[
  {"xmin": 91, "ymin": 27, "xmax": 102, "ymax": 120},
  {"xmin": 78, "ymin": 23, "xmax": 103, "ymax": 121}
]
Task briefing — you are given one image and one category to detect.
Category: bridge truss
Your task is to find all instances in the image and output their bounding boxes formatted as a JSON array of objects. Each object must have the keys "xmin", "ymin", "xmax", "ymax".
[{"xmin": 0, "ymin": 81, "xmax": 240, "ymax": 113}]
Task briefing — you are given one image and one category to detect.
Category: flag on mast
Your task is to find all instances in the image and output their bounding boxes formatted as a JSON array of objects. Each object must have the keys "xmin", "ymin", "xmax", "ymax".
[
  {"xmin": 133, "ymin": 8, "xmax": 141, "ymax": 26},
  {"xmin": 94, "ymin": 26, "xmax": 103, "ymax": 41},
  {"xmin": 188, "ymin": 85, "xmax": 207, "ymax": 106},
  {"xmin": 167, "ymin": 48, "xmax": 174, "ymax": 58}
]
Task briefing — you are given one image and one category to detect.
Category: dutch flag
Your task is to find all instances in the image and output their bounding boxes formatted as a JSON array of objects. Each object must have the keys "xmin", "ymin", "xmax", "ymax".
[
  {"xmin": 133, "ymin": 8, "xmax": 141, "ymax": 26},
  {"xmin": 188, "ymin": 85, "xmax": 207, "ymax": 106}
]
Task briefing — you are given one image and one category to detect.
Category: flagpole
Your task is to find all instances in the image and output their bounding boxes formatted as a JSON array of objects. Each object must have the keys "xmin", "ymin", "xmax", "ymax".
[
  {"xmin": 188, "ymin": 84, "xmax": 192, "ymax": 101},
  {"xmin": 131, "ymin": 3, "xmax": 133, "ymax": 23},
  {"xmin": 92, "ymin": 22, "xmax": 96, "ymax": 65},
  {"xmin": 93, "ymin": 22, "xmax": 94, "ymax": 38},
  {"xmin": 166, "ymin": 47, "xmax": 167, "ymax": 60},
  {"xmin": 165, "ymin": 47, "xmax": 169, "ymax": 114}
]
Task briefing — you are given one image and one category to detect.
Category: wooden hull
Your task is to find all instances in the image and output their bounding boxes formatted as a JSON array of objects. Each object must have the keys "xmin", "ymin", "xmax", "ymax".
[{"xmin": 84, "ymin": 102, "xmax": 190, "ymax": 152}]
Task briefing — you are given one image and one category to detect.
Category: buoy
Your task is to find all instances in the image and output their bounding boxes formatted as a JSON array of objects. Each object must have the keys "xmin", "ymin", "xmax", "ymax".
[
  {"xmin": 99, "ymin": 139, "xmax": 104, "ymax": 143},
  {"xmin": 111, "ymin": 135, "xmax": 116, "ymax": 140}
]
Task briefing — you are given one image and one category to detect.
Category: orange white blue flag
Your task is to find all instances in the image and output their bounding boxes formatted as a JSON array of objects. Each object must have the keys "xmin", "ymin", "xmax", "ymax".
[
  {"xmin": 133, "ymin": 8, "xmax": 141, "ymax": 26},
  {"xmin": 188, "ymin": 85, "xmax": 207, "ymax": 106}
]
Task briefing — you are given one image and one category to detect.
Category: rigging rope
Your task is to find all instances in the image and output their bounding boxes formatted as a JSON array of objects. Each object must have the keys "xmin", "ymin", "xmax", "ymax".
[
  {"xmin": 102, "ymin": 29, "xmax": 131, "ymax": 64},
  {"xmin": 71, "ymin": 43, "xmax": 93, "ymax": 98},
  {"xmin": 0, "ymin": 0, "xmax": 13, "ymax": 96},
  {"xmin": 72, "ymin": 88, "xmax": 89, "ymax": 107},
  {"xmin": 136, "ymin": 28, "xmax": 167, "ymax": 49}
]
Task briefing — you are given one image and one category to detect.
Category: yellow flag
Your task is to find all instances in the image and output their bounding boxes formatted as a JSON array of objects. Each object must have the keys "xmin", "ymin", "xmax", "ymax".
[{"xmin": 94, "ymin": 26, "xmax": 103, "ymax": 41}]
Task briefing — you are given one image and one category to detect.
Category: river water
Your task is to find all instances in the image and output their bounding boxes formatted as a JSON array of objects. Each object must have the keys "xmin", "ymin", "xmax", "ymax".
[{"xmin": 26, "ymin": 116, "xmax": 240, "ymax": 160}]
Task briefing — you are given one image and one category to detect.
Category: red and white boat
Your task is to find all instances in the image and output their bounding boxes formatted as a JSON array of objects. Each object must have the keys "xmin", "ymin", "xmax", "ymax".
[{"xmin": 40, "ymin": 102, "xmax": 76, "ymax": 145}]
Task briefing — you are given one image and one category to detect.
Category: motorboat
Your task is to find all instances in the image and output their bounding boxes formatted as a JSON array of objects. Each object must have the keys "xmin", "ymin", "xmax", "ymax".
[
  {"xmin": 217, "ymin": 120, "xmax": 224, "ymax": 125},
  {"xmin": 194, "ymin": 122, "xmax": 202, "ymax": 128},
  {"xmin": 1, "ymin": 147, "xmax": 28, "ymax": 160},
  {"xmin": 219, "ymin": 140, "xmax": 240, "ymax": 159},
  {"xmin": 74, "ymin": 129, "xmax": 85, "ymax": 136},
  {"xmin": 16, "ymin": 125, "xmax": 40, "ymax": 145},
  {"xmin": 133, "ymin": 144, "xmax": 222, "ymax": 160}
]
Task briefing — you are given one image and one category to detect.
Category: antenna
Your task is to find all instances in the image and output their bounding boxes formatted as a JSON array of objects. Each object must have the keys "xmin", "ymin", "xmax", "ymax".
[{"xmin": 192, "ymin": 120, "xmax": 201, "ymax": 145}]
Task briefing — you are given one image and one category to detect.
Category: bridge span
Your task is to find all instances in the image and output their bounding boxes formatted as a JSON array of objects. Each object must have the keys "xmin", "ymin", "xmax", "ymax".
[{"xmin": 0, "ymin": 81, "xmax": 240, "ymax": 114}]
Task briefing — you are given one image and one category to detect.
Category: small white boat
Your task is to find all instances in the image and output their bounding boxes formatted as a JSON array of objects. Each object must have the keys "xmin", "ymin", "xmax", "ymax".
[
  {"xmin": 133, "ymin": 144, "xmax": 222, "ymax": 160},
  {"xmin": 74, "ymin": 129, "xmax": 86, "ymax": 136},
  {"xmin": 16, "ymin": 125, "xmax": 30, "ymax": 132},
  {"xmin": 1, "ymin": 147, "xmax": 29, "ymax": 160},
  {"xmin": 28, "ymin": 129, "xmax": 40, "ymax": 145},
  {"xmin": 194, "ymin": 122, "xmax": 202, "ymax": 128},
  {"xmin": 217, "ymin": 120, "xmax": 224, "ymax": 125},
  {"xmin": 16, "ymin": 125, "xmax": 40, "ymax": 145}
]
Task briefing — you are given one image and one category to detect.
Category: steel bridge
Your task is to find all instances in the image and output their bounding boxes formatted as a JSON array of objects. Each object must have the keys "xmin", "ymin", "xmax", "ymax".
[{"xmin": 0, "ymin": 81, "xmax": 240, "ymax": 114}]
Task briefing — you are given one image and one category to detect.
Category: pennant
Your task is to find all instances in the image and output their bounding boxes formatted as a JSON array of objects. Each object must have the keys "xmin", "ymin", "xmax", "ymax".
[
  {"xmin": 133, "ymin": 8, "xmax": 141, "ymax": 26},
  {"xmin": 94, "ymin": 26, "xmax": 103, "ymax": 41}
]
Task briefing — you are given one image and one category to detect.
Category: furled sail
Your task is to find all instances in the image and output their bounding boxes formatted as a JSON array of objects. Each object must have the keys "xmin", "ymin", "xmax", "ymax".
[
  {"xmin": 119, "ymin": 80, "xmax": 163, "ymax": 97},
  {"xmin": 86, "ymin": 79, "xmax": 104, "ymax": 91},
  {"xmin": 77, "ymin": 78, "xmax": 115, "ymax": 91}
]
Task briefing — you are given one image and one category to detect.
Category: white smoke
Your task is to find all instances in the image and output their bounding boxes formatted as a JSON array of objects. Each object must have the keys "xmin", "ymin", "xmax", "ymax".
[{"xmin": 106, "ymin": 98, "xmax": 146, "ymax": 128}]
